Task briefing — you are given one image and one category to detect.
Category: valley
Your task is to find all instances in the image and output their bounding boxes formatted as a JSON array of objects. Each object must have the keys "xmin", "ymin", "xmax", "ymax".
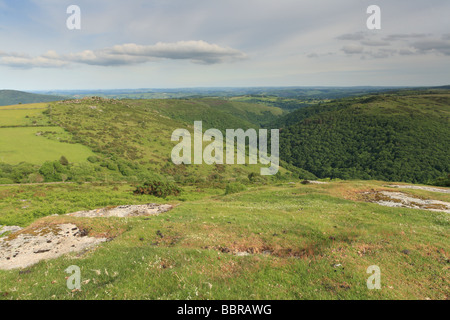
[{"xmin": 0, "ymin": 87, "xmax": 448, "ymax": 300}]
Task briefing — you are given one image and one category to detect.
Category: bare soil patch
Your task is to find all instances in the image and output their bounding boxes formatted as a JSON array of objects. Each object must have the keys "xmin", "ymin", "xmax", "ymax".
[
  {"xmin": 0, "ymin": 203, "xmax": 173, "ymax": 270},
  {"xmin": 388, "ymin": 185, "xmax": 450, "ymax": 194},
  {"xmin": 0, "ymin": 223, "xmax": 106, "ymax": 270},
  {"xmin": 67, "ymin": 203, "xmax": 173, "ymax": 218},
  {"xmin": 362, "ymin": 190, "xmax": 450, "ymax": 213}
]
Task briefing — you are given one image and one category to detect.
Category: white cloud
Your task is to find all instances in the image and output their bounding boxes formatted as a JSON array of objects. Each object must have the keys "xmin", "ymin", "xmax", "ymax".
[{"xmin": 0, "ymin": 41, "xmax": 247, "ymax": 68}]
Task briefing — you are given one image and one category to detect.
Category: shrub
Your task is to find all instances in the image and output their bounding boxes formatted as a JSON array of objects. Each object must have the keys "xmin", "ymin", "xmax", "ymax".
[
  {"xmin": 134, "ymin": 178, "xmax": 181, "ymax": 198},
  {"xmin": 225, "ymin": 182, "xmax": 247, "ymax": 195},
  {"xmin": 59, "ymin": 156, "xmax": 69, "ymax": 166},
  {"xmin": 0, "ymin": 178, "xmax": 14, "ymax": 184},
  {"xmin": 87, "ymin": 156, "xmax": 99, "ymax": 163}
]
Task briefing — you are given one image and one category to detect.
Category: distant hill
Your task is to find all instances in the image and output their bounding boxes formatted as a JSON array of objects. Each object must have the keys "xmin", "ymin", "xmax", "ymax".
[
  {"xmin": 275, "ymin": 91, "xmax": 450, "ymax": 184},
  {"xmin": 0, "ymin": 90, "xmax": 63, "ymax": 106}
]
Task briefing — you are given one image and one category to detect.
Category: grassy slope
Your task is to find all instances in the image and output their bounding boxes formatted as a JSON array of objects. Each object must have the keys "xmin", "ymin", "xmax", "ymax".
[
  {"xmin": 128, "ymin": 98, "xmax": 284, "ymax": 130},
  {"xmin": 0, "ymin": 180, "xmax": 448, "ymax": 299},
  {"xmin": 0, "ymin": 90, "xmax": 63, "ymax": 106},
  {"xmin": 47, "ymin": 98, "xmax": 291, "ymax": 180}
]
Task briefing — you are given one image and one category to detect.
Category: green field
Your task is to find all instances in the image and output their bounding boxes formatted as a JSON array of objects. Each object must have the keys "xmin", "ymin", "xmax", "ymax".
[
  {"xmin": 0, "ymin": 103, "xmax": 96, "ymax": 166},
  {"xmin": 0, "ymin": 126, "xmax": 96, "ymax": 164}
]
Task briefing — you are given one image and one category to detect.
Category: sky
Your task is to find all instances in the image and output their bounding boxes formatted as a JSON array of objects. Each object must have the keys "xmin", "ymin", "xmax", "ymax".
[{"xmin": 0, "ymin": 0, "xmax": 449, "ymax": 90}]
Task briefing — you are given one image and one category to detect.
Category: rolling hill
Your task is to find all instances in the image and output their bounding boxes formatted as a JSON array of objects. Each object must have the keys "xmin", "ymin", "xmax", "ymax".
[
  {"xmin": 0, "ymin": 90, "xmax": 64, "ymax": 106},
  {"xmin": 0, "ymin": 97, "xmax": 315, "ymax": 184},
  {"xmin": 276, "ymin": 91, "xmax": 450, "ymax": 184}
]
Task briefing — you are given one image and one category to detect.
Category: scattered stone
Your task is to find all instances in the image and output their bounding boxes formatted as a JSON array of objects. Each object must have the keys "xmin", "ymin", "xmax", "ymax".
[
  {"xmin": 0, "ymin": 223, "xmax": 107, "ymax": 270},
  {"xmin": 402, "ymin": 249, "xmax": 411, "ymax": 255},
  {"xmin": 302, "ymin": 180, "xmax": 328, "ymax": 185},
  {"xmin": 0, "ymin": 225, "xmax": 23, "ymax": 236},
  {"xmin": 67, "ymin": 203, "xmax": 173, "ymax": 218},
  {"xmin": 388, "ymin": 185, "xmax": 450, "ymax": 194},
  {"xmin": 19, "ymin": 269, "xmax": 31, "ymax": 275},
  {"xmin": 235, "ymin": 252, "xmax": 250, "ymax": 257},
  {"xmin": 362, "ymin": 191, "xmax": 450, "ymax": 213},
  {"xmin": 34, "ymin": 249, "xmax": 51, "ymax": 254}
]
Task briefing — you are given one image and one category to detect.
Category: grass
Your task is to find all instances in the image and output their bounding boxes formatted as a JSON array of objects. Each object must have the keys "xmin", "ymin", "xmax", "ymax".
[
  {"xmin": 0, "ymin": 180, "xmax": 448, "ymax": 299},
  {"xmin": 0, "ymin": 103, "xmax": 49, "ymax": 110},
  {"xmin": 0, "ymin": 126, "xmax": 96, "ymax": 164},
  {"xmin": 0, "ymin": 103, "xmax": 50, "ymax": 127},
  {"xmin": 0, "ymin": 102, "xmax": 96, "ymax": 165}
]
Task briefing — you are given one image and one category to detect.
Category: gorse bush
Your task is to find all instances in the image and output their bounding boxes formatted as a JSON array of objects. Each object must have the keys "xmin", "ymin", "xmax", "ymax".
[
  {"xmin": 134, "ymin": 178, "xmax": 181, "ymax": 198},
  {"xmin": 225, "ymin": 182, "xmax": 247, "ymax": 195}
]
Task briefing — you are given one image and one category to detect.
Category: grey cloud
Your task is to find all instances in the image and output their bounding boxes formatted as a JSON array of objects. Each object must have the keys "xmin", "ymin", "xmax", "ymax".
[
  {"xmin": 367, "ymin": 49, "xmax": 397, "ymax": 59},
  {"xmin": 383, "ymin": 34, "xmax": 429, "ymax": 41},
  {"xmin": 306, "ymin": 52, "xmax": 336, "ymax": 59},
  {"xmin": 411, "ymin": 39, "xmax": 450, "ymax": 55},
  {"xmin": 337, "ymin": 33, "xmax": 450, "ymax": 59},
  {"xmin": 360, "ymin": 40, "xmax": 390, "ymax": 47},
  {"xmin": 337, "ymin": 32, "xmax": 366, "ymax": 41},
  {"xmin": 399, "ymin": 49, "xmax": 415, "ymax": 56},
  {"xmin": 0, "ymin": 41, "xmax": 247, "ymax": 68},
  {"xmin": 341, "ymin": 45, "xmax": 364, "ymax": 54}
]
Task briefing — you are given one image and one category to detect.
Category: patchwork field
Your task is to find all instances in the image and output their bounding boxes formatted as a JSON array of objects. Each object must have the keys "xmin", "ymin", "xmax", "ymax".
[
  {"xmin": 0, "ymin": 103, "xmax": 96, "ymax": 165},
  {"xmin": 0, "ymin": 126, "xmax": 95, "ymax": 164}
]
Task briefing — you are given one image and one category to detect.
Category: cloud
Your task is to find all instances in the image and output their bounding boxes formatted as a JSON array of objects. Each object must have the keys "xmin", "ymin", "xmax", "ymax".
[
  {"xmin": 336, "ymin": 32, "xmax": 366, "ymax": 41},
  {"xmin": 399, "ymin": 49, "xmax": 416, "ymax": 56},
  {"xmin": 411, "ymin": 39, "xmax": 450, "ymax": 55},
  {"xmin": 366, "ymin": 49, "xmax": 397, "ymax": 59},
  {"xmin": 341, "ymin": 45, "xmax": 364, "ymax": 54},
  {"xmin": 335, "ymin": 33, "xmax": 450, "ymax": 59},
  {"xmin": 0, "ymin": 51, "xmax": 68, "ymax": 68},
  {"xmin": 360, "ymin": 40, "xmax": 390, "ymax": 47},
  {"xmin": 307, "ymin": 53, "xmax": 319, "ymax": 58},
  {"xmin": 383, "ymin": 34, "xmax": 429, "ymax": 41},
  {"xmin": 0, "ymin": 41, "xmax": 247, "ymax": 68}
]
